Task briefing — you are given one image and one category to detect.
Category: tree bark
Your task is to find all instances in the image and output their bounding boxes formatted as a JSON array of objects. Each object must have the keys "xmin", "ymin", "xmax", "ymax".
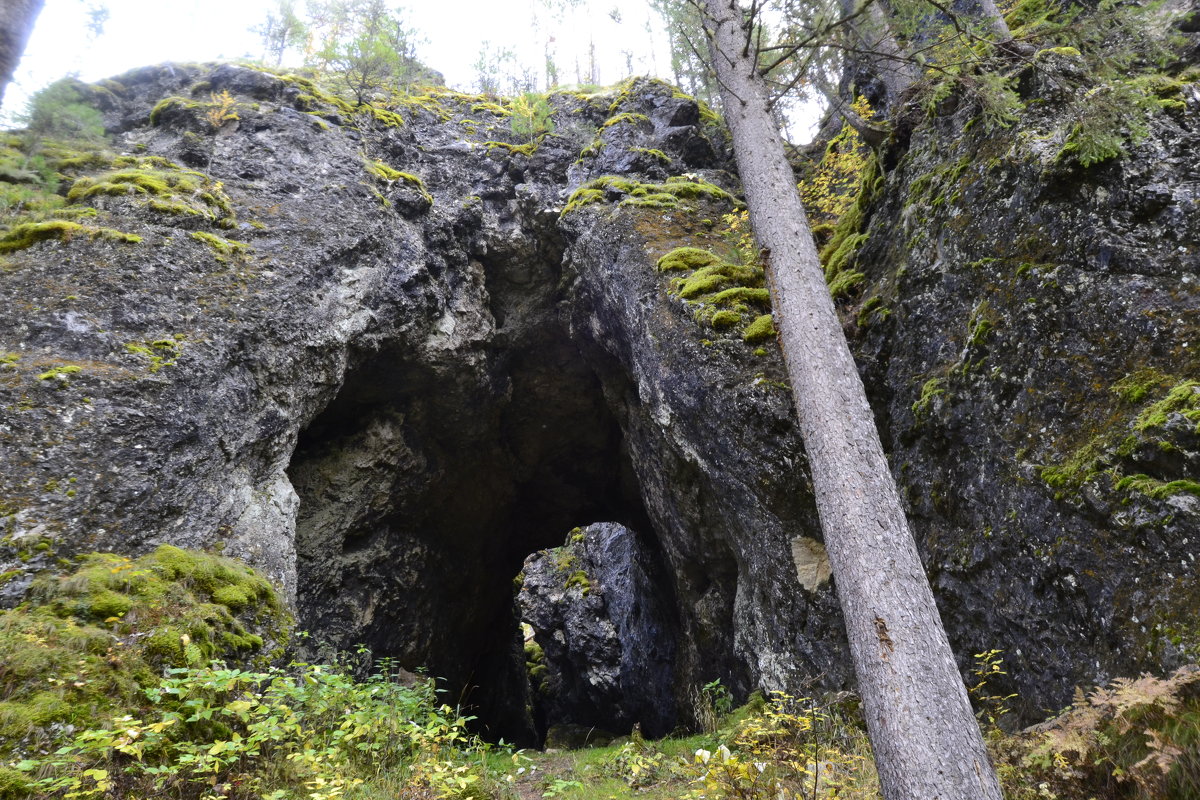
[
  {"xmin": 0, "ymin": 0, "xmax": 44, "ymax": 111},
  {"xmin": 701, "ymin": 2, "xmax": 1003, "ymax": 798}
]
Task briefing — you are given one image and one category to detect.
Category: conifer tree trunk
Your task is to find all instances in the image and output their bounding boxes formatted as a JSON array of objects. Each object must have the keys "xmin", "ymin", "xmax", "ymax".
[
  {"xmin": 0, "ymin": 0, "xmax": 43, "ymax": 109},
  {"xmin": 701, "ymin": 2, "xmax": 1003, "ymax": 798}
]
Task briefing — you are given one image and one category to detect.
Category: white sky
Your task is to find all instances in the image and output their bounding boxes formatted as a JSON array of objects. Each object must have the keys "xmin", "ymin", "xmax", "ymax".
[
  {"xmin": 4, "ymin": 0, "xmax": 821, "ymax": 137},
  {"xmin": 4, "ymin": 0, "xmax": 672, "ymax": 123}
]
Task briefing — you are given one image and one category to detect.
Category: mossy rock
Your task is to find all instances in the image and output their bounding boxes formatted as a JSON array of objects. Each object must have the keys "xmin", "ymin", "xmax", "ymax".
[
  {"xmin": 0, "ymin": 221, "xmax": 141, "ymax": 254},
  {"xmin": 0, "ymin": 546, "xmax": 291, "ymax": 760},
  {"xmin": 657, "ymin": 247, "xmax": 720, "ymax": 272},
  {"xmin": 743, "ymin": 314, "xmax": 777, "ymax": 344}
]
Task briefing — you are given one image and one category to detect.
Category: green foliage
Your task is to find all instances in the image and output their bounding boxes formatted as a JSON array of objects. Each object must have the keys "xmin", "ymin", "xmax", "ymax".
[
  {"xmin": 681, "ymin": 692, "xmax": 876, "ymax": 799},
  {"xmin": 255, "ymin": 0, "xmax": 308, "ymax": 66},
  {"xmin": 21, "ymin": 80, "xmax": 105, "ymax": 143},
  {"xmin": 799, "ymin": 98, "xmax": 873, "ymax": 224},
  {"xmin": 0, "ymin": 546, "xmax": 289, "ymax": 769},
  {"xmin": 817, "ymin": 149, "xmax": 881, "ymax": 300},
  {"xmin": 969, "ymin": 650, "xmax": 1017, "ymax": 731},
  {"xmin": 312, "ymin": 0, "xmax": 424, "ymax": 105},
  {"xmin": 509, "ymin": 92, "xmax": 555, "ymax": 143},
  {"xmin": 694, "ymin": 679, "xmax": 734, "ymax": 734},
  {"xmin": 20, "ymin": 657, "xmax": 494, "ymax": 800}
]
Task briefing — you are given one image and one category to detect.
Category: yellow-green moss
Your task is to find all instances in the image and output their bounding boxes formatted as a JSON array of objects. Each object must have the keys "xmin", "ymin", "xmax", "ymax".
[
  {"xmin": 675, "ymin": 262, "xmax": 764, "ymax": 299},
  {"xmin": 190, "ymin": 231, "xmax": 249, "ymax": 259},
  {"xmin": 563, "ymin": 175, "xmax": 735, "ymax": 217},
  {"xmin": 630, "ymin": 146, "xmax": 671, "ymax": 164},
  {"xmin": 51, "ymin": 151, "xmax": 112, "ymax": 172},
  {"xmin": 1113, "ymin": 475, "xmax": 1200, "ymax": 500},
  {"xmin": 124, "ymin": 336, "xmax": 184, "ymax": 373},
  {"xmin": 67, "ymin": 166, "xmax": 235, "ymax": 224},
  {"xmin": 1040, "ymin": 376, "xmax": 1200, "ymax": 497},
  {"xmin": 110, "ymin": 155, "xmax": 178, "ymax": 170},
  {"xmin": 562, "ymin": 187, "xmax": 605, "ymax": 215},
  {"xmin": 619, "ymin": 192, "xmax": 678, "ymax": 209},
  {"xmin": 828, "ymin": 268, "xmax": 866, "ymax": 299},
  {"xmin": 709, "ymin": 287, "xmax": 771, "ymax": 307},
  {"xmin": 742, "ymin": 314, "xmax": 776, "ymax": 344},
  {"xmin": 0, "ymin": 546, "xmax": 289, "ymax": 760},
  {"xmin": 1134, "ymin": 381, "xmax": 1200, "ymax": 431},
  {"xmin": 36, "ymin": 365, "xmax": 81, "ymax": 381},
  {"xmin": 361, "ymin": 104, "xmax": 406, "ymax": 128},
  {"xmin": 565, "ymin": 570, "xmax": 591, "ymax": 594},
  {"xmin": 815, "ymin": 149, "xmax": 882, "ymax": 301},
  {"xmin": 0, "ymin": 221, "xmax": 141, "ymax": 253},
  {"xmin": 470, "ymin": 101, "xmax": 511, "ymax": 116},
  {"xmin": 710, "ymin": 310, "xmax": 741, "ymax": 330},
  {"xmin": 601, "ymin": 112, "xmax": 649, "ymax": 129},
  {"xmin": 149, "ymin": 96, "xmax": 198, "ymax": 126},
  {"xmin": 912, "ymin": 377, "xmax": 946, "ymax": 419},
  {"xmin": 364, "ymin": 160, "xmax": 433, "ymax": 204},
  {"xmin": 484, "ymin": 140, "xmax": 539, "ymax": 157},
  {"xmin": 657, "ymin": 247, "xmax": 721, "ymax": 272},
  {"xmin": 661, "ymin": 176, "xmax": 737, "ymax": 204}
]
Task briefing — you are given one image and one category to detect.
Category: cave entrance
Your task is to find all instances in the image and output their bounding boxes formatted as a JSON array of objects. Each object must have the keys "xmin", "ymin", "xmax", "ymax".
[{"xmin": 285, "ymin": 323, "xmax": 674, "ymax": 744}]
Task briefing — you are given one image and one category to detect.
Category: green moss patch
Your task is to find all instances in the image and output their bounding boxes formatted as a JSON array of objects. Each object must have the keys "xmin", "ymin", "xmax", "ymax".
[
  {"xmin": 742, "ymin": 314, "xmax": 776, "ymax": 344},
  {"xmin": 124, "ymin": 335, "xmax": 185, "ymax": 373},
  {"xmin": 67, "ymin": 166, "xmax": 236, "ymax": 226},
  {"xmin": 819, "ymin": 153, "xmax": 881, "ymax": 300},
  {"xmin": 656, "ymin": 244, "xmax": 777, "ymax": 349},
  {"xmin": 0, "ymin": 220, "xmax": 141, "ymax": 254},
  {"xmin": 363, "ymin": 159, "xmax": 433, "ymax": 205},
  {"xmin": 562, "ymin": 175, "xmax": 737, "ymax": 217},
  {"xmin": 0, "ymin": 545, "xmax": 289, "ymax": 760},
  {"xmin": 657, "ymin": 247, "xmax": 720, "ymax": 272},
  {"xmin": 189, "ymin": 230, "xmax": 250, "ymax": 260},
  {"xmin": 1040, "ymin": 376, "xmax": 1200, "ymax": 502}
]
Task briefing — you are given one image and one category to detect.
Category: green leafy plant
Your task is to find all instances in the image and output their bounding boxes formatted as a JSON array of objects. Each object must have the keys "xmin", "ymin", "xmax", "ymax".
[
  {"xmin": 19, "ymin": 656, "xmax": 495, "ymax": 800},
  {"xmin": 682, "ymin": 691, "xmax": 875, "ymax": 799},
  {"xmin": 509, "ymin": 92, "xmax": 555, "ymax": 144}
]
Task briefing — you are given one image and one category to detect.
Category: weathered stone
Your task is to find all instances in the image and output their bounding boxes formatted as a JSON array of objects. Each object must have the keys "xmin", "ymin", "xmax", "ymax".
[
  {"xmin": 518, "ymin": 522, "xmax": 677, "ymax": 737},
  {"xmin": 0, "ymin": 60, "xmax": 1195, "ymax": 742}
]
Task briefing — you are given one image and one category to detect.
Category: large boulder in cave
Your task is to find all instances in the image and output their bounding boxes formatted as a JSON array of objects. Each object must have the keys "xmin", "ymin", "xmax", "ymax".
[
  {"xmin": 518, "ymin": 522, "xmax": 678, "ymax": 738},
  {"xmin": 0, "ymin": 59, "xmax": 1197, "ymax": 738}
]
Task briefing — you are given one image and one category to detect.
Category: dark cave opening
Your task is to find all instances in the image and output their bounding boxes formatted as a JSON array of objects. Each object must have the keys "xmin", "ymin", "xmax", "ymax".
[{"xmin": 285, "ymin": 327, "xmax": 675, "ymax": 745}]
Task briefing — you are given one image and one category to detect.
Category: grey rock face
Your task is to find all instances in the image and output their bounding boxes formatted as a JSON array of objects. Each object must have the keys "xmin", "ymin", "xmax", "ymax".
[
  {"xmin": 1, "ymin": 59, "xmax": 1196, "ymax": 739},
  {"xmin": 518, "ymin": 522, "xmax": 677, "ymax": 737},
  {"xmin": 852, "ymin": 78, "xmax": 1200, "ymax": 716}
]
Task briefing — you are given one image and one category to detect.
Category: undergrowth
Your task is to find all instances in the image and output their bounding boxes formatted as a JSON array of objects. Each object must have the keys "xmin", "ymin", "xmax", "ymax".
[{"xmin": 0, "ymin": 548, "xmax": 509, "ymax": 800}]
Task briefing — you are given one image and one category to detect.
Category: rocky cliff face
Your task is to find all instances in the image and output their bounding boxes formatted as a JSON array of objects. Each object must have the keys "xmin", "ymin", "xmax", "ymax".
[{"xmin": 1, "ymin": 58, "xmax": 1197, "ymax": 740}]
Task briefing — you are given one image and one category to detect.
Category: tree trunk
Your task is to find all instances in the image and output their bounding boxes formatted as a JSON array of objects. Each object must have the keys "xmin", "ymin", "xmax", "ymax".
[
  {"xmin": 700, "ymin": 2, "xmax": 1003, "ymax": 798},
  {"xmin": 0, "ymin": 0, "xmax": 44, "ymax": 110}
]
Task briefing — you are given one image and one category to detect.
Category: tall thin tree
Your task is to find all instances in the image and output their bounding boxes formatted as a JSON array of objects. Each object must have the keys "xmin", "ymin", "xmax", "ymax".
[{"xmin": 698, "ymin": 1, "xmax": 1004, "ymax": 797}]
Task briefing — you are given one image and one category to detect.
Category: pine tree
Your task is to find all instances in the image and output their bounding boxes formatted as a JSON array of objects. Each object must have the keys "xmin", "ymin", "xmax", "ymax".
[{"xmin": 698, "ymin": 1, "xmax": 1005, "ymax": 797}]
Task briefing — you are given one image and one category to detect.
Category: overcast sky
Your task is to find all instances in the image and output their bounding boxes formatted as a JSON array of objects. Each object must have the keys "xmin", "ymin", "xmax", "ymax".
[
  {"xmin": 4, "ymin": 0, "xmax": 669, "ymax": 122},
  {"xmin": 4, "ymin": 0, "xmax": 820, "ymax": 137}
]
